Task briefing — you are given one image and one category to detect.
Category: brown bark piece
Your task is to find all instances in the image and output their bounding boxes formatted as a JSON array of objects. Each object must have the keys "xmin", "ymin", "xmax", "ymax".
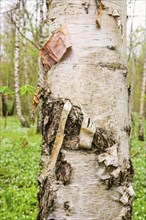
[
  {"xmin": 49, "ymin": 100, "xmax": 72, "ymax": 171},
  {"xmin": 39, "ymin": 26, "xmax": 72, "ymax": 72},
  {"xmin": 95, "ymin": 0, "xmax": 105, "ymax": 28},
  {"xmin": 31, "ymin": 86, "xmax": 42, "ymax": 120}
]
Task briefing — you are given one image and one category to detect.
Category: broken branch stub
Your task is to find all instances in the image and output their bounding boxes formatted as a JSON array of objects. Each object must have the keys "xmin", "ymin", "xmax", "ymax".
[{"xmin": 39, "ymin": 26, "xmax": 72, "ymax": 72}]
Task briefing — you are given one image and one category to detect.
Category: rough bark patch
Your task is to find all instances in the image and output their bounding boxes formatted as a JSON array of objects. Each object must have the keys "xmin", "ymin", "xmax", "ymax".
[
  {"xmin": 37, "ymin": 88, "xmax": 134, "ymax": 220},
  {"xmin": 37, "ymin": 175, "xmax": 56, "ymax": 220}
]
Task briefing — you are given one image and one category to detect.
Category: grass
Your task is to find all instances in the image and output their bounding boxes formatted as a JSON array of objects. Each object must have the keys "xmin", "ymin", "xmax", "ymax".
[
  {"xmin": 0, "ymin": 115, "xmax": 145, "ymax": 220},
  {"xmin": 0, "ymin": 116, "xmax": 41, "ymax": 220}
]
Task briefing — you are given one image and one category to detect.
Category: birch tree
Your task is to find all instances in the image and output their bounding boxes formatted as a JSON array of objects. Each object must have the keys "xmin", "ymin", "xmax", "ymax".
[
  {"xmin": 37, "ymin": 0, "xmax": 134, "ymax": 219},
  {"xmin": 21, "ymin": 0, "xmax": 29, "ymax": 86},
  {"xmin": 14, "ymin": 1, "xmax": 29, "ymax": 127},
  {"xmin": 21, "ymin": 0, "xmax": 32, "ymax": 115},
  {"xmin": 138, "ymin": 59, "xmax": 146, "ymax": 141},
  {"xmin": 0, "ymin": 55, "xmax": 8, "ymax": 117},
  {"xmin": 37, "ymin": 0, "xmax": 45, "ymax": 133}
]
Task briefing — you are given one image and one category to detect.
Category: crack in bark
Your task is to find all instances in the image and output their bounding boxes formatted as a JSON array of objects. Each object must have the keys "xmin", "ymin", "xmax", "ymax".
[{"xmin": 98, "ymin": 62, "xmax": 127, "ymax": 71}]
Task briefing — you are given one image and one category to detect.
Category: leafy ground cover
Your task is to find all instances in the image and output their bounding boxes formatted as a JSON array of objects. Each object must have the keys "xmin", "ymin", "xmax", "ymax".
[
  {"xmin": 0, "ymin": 116, "xmax": 41, "ymax": 220},
  {"xmin": 0, "ymin": 115, "xmax": 145, "ymax": 220},
  {"xmin": 130, "ymin": 114, "xmax": 146, "ymax": 220}
]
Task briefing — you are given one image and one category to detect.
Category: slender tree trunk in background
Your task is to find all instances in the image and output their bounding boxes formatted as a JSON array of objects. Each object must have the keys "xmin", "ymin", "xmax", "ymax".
[
  {"xmin": 8, "ymin": 99, "xmax": 15, "ymax": 116},
  {"xmin": 14, "ymin": 2, "xmax": 29, "ymax": 127},
  {"xmin": 0, "ymin": 56, "xmax": 8, "ymax": 117},
  {"xmin": 1, "ymin": 96, "xmax": 8, "ymax": 117},
  {"xmin": 22, "ymin": 0, "xmax": 29, "ymax": 86},
  {"xmin": 138, "ymin": 59, "xmax": 146, "ymax": 141},
  {"xmin": 37, "ymin": 0, "xmax": 45, "ymax": 133},
  {"xmin": 38, "ymin": 0, "xmax": 134, "ymax": 219},
  {"xmin": 21, "ymin": 0, "xmax": 32, "ymax": 116}
]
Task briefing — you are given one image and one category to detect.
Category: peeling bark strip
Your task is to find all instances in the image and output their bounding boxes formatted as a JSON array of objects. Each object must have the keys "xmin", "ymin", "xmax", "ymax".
[
  {"xmin": 38, "ymin": 100, "xmax": 72, "ymax": 186},
  {"xmin": 48, "ymin": 100, "xmax": 72, "ymax": 171},
  {"xmin": 39, "ymin": 26, "xmax": 72, "ymax": 72},
  {"xmin": 79, "ymin": 113, "xmax": 96, "ymax": 149},
  {"xmin": 37, "ymin": 88, "xmax": 134, "ymax": 220}
]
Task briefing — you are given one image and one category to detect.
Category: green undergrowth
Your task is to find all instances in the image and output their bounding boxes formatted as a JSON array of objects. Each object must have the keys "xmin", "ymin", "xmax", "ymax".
[
  {"xmin": 0, "ymin": 115, "xmax": 145, "ymax": 220},
  {"xmin": 130, "ymin": 113, "xmax": 146, "ymax": 220},
  {"xmin": 0, "ymin": 116, "xmax": 41, "ymax": 220}
]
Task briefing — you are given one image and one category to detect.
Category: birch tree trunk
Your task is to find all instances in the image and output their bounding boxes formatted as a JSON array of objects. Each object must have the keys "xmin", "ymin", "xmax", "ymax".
[
  {"xmin": 37, "ymin": 0, "xmax": 45, "ymax": 133},
  {"xmin": 21, "ymin": 0, "xmax": 32, "ymax": 115},
  {"xmin": 138, "ymin": 59, "xmax": 146, "ymax": 141},
  {"xmin": 22, "ymin": 0, "xmax": 29, "ymax": 86},
  {"xmin": 14, "ymin": 2, "xmax": 29, "ymax": 127},
  {"xmin": 0, "ymin": 56, "xmax": 8, "ymax": 117},
  {"xmin": 38, "ymin": 0, "xmax": 134, "ymax": 219}
]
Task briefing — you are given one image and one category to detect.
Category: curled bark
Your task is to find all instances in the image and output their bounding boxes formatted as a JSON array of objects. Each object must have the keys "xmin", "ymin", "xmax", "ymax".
[{"xmin": 37, "ymin": 88, "xmax": 134, "ymax": 220}]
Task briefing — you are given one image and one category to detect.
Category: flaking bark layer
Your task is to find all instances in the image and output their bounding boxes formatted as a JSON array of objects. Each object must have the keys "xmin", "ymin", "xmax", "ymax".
[{"xmin": 37, "ymin": 88, "xmax": 134, "ymax": 220}]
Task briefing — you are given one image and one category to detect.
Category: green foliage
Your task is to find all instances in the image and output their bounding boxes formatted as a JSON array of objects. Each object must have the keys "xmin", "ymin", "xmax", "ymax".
[
  {"xmin": 130, "ymin": 113, "xmax": 146, "ymax": 220},
  {"xmin": 0, "ymin": 86, "xmax": 14, "ymax": 96},
  {"xmin": 19, "ymin": 85, "xmax": 35, "ymax": 96},
  {"xmin": 1, "ymin": 19, "xmax": 38, "ymax": 116},
  {"xmin": 0, "ymin": 116, "xmax": 41, "ymax": 220},
  {"xmin": 128, "ymin": 26, "xmax": 146, "ymax": 115}
]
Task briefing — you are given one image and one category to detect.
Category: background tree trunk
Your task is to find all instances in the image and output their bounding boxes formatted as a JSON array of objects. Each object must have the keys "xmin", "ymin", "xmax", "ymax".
[
  {"xmin": 138, "ymin": 59, "xmax": 146, "ymax": 141},
  {"xmin": 14, "ymin": 1, "xmax": 29, "ymax": 127},
  {"xmin": 37, "ymin": 0, "xmax": 45, "ymax": 133},
  {"xmin": 0, "ymin": 59, "xmax": 8, "ymax": 117},
  {"xmin": 21, "ymin": 0, "xmax": 29, "ymax": 86},
  {"xmin": 21, "ymin": 0, "xmax": 32, "ymax": 116},
  {"xmin": 38, "ymin": 0, "xmax": 133, "ymax": 219}
]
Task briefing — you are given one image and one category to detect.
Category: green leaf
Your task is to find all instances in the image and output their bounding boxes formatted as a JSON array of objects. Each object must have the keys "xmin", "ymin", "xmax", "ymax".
[
  {"xmin": 0, "ymin": 86, "xmax": 14, "ymax": 96},
  {"xmin": 19, "ymin": 85, "xmax": 35, "ymax": 96}
]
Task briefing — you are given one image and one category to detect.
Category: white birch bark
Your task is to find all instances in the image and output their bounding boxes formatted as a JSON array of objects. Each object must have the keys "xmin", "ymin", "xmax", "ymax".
[
  {"xmin": 37, "ymin": 0, "xmax": 45, "ymax": 132},
  {"xmin": 22, "ymin": 0, "xmax": 29, "ymax": 86},
  {"xmin": 138, "ymin": 59, "xmax": 146, "ymax": 141},
  {"xmin": 0, "ymin": 55, "xmax": 8, "ymax": 117},
  {"xmin": 14, "ymin": 2, "xmax": 29, "ymax": 127},
  {"xmin": 21, "ymin": 0, "xmax": 32, "ymax": 115},
  {"xmin": 39, "ymin": 0, "xmax": 132, "ymax": 219}
]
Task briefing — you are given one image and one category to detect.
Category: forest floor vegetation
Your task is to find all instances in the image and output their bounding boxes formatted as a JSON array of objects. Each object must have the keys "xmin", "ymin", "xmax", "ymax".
[{"xmin": 0, "ymin": 115, "xmax": 145, "ymax": 220}]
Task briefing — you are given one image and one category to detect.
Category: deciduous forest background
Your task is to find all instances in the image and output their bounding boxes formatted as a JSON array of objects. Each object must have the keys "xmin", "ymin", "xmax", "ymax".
[{"xmin": 0, "ymin": 0, "xmax": 146, "ymax": 220}]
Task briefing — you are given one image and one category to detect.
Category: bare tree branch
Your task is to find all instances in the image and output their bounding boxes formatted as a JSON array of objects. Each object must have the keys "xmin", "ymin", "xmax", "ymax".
[{"xmin": 6, "ymin": 12, "xmax": 39, "ymax": 50}]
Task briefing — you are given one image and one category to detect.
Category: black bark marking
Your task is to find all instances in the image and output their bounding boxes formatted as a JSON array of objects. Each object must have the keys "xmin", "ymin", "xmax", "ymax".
[
  {"xmin": 37, "ymin": 175, "xmax": 56, "ymax": 220},
  {"xmin": 107, "ymin": 45, "xmax": 116, "ymax": 50},
  {"xmin": 55, "ymin": 152, "xmax": 72, "ymax": 185}
]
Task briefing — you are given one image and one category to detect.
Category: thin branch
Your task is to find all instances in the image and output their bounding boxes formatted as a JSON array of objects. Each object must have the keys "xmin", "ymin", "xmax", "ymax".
[
  {"xmin": 1, "ymin": 6, "xmax": 17, "ymax": 14},
  {"xmin": 24, "ymin": 8, "xmax": 36, "ymax": 38},
  {"xmin": 6, "ymin": 12, "xmax": 39, "ymax": 50}
]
